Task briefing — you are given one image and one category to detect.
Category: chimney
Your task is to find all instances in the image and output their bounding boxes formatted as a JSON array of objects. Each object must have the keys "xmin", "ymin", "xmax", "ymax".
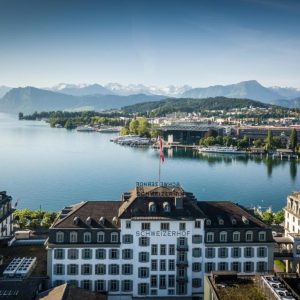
[{"xmin": 175, "ymin": 197, "xmax": 183, "ymax": 209}]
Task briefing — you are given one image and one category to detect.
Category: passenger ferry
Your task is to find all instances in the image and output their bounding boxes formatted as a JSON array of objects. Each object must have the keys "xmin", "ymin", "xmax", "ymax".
[{"xmin": 198, "ymin": 146, "xmax": 247, "ymax": 154}]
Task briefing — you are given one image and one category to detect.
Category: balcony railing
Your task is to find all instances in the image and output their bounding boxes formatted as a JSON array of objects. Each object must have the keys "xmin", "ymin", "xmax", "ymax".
[{"xmin": 177, "ymin": 245, "xmax": 188, "ymax": 251}]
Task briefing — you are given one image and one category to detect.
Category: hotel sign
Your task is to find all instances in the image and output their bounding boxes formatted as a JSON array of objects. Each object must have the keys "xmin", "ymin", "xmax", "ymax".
[
  {"xmin": 136, "ymin": 181, "xmax": 183, "ymax": 197},
  {"xmin": 136, "ymin": 230, "xmax": 190, "ymax": 237},
  {"xmin": 136, "ymin": 182, "xmax": 181, "ymax": 188}
]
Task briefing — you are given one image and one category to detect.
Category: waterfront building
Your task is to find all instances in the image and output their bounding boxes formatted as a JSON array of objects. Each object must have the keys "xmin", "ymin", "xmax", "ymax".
[
  {"xmin": 46, "ymin": 183, "xmax": 274, "ymax": 300},
  {"xmin": 0, "ymin": 191, "xmax": 14, "ymax": 240},
  {"xmin": 280, "ymin": 192, "xmax": 300, "ymax": 272}
]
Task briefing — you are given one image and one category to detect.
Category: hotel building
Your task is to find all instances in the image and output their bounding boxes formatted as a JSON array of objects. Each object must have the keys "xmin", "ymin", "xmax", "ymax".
[
  {"xmin": 0, "ymin": 191, "xmax": 14, "ymax": 240},
  {"xmin": 46, "ymin": 183, "xmax": 275, "ymax": 300}
]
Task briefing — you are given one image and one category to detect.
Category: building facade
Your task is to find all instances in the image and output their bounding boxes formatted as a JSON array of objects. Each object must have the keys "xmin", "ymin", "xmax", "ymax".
[
  {"xmin": 0, "ymin": 191, "xmax": 14, "ymax": 239},
  {"xmin": 46, "ymin": 183, "xmax": 274, "ymax": 300}
]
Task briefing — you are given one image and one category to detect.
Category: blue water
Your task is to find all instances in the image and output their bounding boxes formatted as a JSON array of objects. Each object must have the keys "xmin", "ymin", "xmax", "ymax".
[{"xmin": 0, "ymin": 113, "xmax": 298, "ymax": 211}]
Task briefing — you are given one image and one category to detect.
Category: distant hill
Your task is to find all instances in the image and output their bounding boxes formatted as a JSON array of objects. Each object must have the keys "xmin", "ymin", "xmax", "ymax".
[
  {"xmin": 121, "ymin": 96, "xmax": 273, "ymax": 116},
  {"xmin": 0, "ymin": 86, "xmax": 11, "ymax": 98},
  {"xmin": 51, "ymin": 83, "xmax": 113, "ymax": 96},
  {"xmin": 269, "ymin": 87, "xmax": 300, "ymax": 99},
  {"xmin": 271, "ymin": 97, "xmax": 300, "ymax": 108},
  {"xmin": 0, "ymin": 87, "xmax": 164, "ymax": 113},
  {"xmin": 181, "ymin": 80, "xmax": 282, "ymax": 103}
]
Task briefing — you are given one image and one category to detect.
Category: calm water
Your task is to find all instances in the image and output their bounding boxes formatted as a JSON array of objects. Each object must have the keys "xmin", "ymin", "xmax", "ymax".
[{"xmin": 0, "ymin": 113, "xmax": 299, "ymax": 211}]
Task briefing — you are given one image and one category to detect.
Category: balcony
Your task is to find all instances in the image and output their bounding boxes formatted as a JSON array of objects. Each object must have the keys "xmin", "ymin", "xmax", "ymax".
[
  {"xmin": 176, "ymin": 275, "xmax": 188, "ymax": 282},
  {"xmin": 176, "ymin": 259, "xmax": 188, "ymax": 267},
  {"xmin": 177, "ymin": 245, "xmax": 188, "ymax": 251}
]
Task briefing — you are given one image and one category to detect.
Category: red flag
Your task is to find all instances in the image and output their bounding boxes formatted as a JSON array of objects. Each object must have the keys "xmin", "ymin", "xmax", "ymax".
[{"xmin": 159, "ymin": 136, "xmax": 165, "ymax": 163}]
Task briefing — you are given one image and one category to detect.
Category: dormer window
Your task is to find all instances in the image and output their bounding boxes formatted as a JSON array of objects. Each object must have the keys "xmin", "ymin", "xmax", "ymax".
[
  {"xmin": 218, "ymin": 217, "xmax": 224, "ymax": 225},
  {"xmin": 259, "ymin": 231, "xmax": 266, "ymax": 241},
  {"xmin": 111, "ymin": 232, "xmax": 118, "ymax": 243},
  {"xmin": 83, "ymin": 232, "xmax": 91, "ymax": 243},
  {"xmin": 163, "ymin": 202, "xmax": 171, "ymax": 213},
  {"xmin": 86, "ymin": 216, "xmax": 92, "ymax": 226},
  {"xmin": 233, "ymin": 231, "xmax": 240, "ymax": 242},
  {"xmin": 112, "ymin": 216, "xmax": 118, "ymax": 225},
  {"xmin": 70, "ymin": 231, "xmax": 77, "ymax": 243},
  {"xmin": 97, "ymin": 231, "xmax": 105, "ymax": 243},
  {"xmin": 99, "ymin": 217, "xmax": 105, "ymax": 226},
  {"xmin": 220, "ymin": 231, "xmax": 227, "ymax": 242},
  {"xmin": 231, "ymin": 217, "xmax": 237, "ymax": 225},
  {"xmin": 246, "ymin": 230, "xmax": 253, "ymax": 241},
  {"xmin": 73, "ymin": 216, "xmax": 80, "ymax": 225},
  {"xmin": 242, "ymin": 216, "xmax": 249, "ymax": 224},
  {"xmin": 206, "ymin": 219, "xmax": 211, "ymax": 226},
  {"xmin": 56, "ymin": 231, "xmax": 64, "ymax": 243},
  {"xmin": 149, "ymin": 202, "xmax": 156, "ymax": 213}
]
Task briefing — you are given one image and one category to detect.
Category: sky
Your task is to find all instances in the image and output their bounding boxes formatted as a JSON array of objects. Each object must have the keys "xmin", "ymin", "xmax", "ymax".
[{"xmin": 0, "ymin": 0, "xmax": 299, "ymax": 88}]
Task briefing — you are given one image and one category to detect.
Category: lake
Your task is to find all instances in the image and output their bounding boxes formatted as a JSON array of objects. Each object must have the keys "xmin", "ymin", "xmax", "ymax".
[{"xmin": 0, "ymin": 112, "xmax": 298, "ymax": 212}]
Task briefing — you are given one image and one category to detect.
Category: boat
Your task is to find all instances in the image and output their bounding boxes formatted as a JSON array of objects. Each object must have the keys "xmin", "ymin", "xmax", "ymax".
[
  {"xmin": 198, "ymin": 146, "xmax": 247, "ymax": 154},
  {"xmin": 54, "ymin": 124, "xmax": 63, "ymax": 128},
  {"xmin": 97, "ymin": 127, "xmax": 121, "ymax": 133},
  {"xmin": 76, "ymin": 125, "xmax": 96, "ymax": 132}
]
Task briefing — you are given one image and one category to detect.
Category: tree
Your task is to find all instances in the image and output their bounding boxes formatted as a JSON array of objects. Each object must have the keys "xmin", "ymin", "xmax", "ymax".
[
  {"xmin": 237, "ymin": 136, "xmax": 249, "ymax": 149},
  {"xmin": 265, "ymin": 129, "xmax": 274, "ymax": 151},
  {"xmin": 290, "ymin": 128, "xmax": 298, "ymax": 151},
  {"xmin": 253, "ymin": 139, "xmax": 263, "ymax": 148},
  {"xmin": 120, "ymin": 127, "xmax": 129, "ymax": 136},
  {"xmin": 223, "ymin": 136, "xmax": 233, "ymax": 147},
  {"xmin": 137, "ymin": 117, "xmax": 150, "ymax": 137},
  {"xmin": 129, "ymin": 119, "xmax": 139, "ymax": 135},
  {"xmin": 64, "ymin": 119, "xmax": 74, "ymax": 130},
  {"xmin": 261, "ymin": 211, "xmax": 274, "ymax": 225},
  {"xmin": 274, "ymin": 210, "xmax": 284, "ymax": 225}
]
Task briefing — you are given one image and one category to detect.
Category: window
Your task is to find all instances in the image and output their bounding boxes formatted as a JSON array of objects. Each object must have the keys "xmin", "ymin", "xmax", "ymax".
[
  {"xmin": 151, "ymin": 259, "xmax": 157, "ymax": 271},
  {"xmin": 207, "ymin": 232, "xmax": 214, "ymax": 242},
  {"xmin": 95, "ymin": 264, "xmax": 106, "ymax": 275},
  {"xmin": 95, "ymin": 280, "xmax": 106, "ymax": 292},
  {"xmin": 160, "ymin": 259, "xmax": 166, "ymax": 271},
  {"xmin": 142, "ymin": 222, "xmax": 150, "ymax": 230},
  {"xmin": 151, "ymin": 244, "xmax": 158, "ymax": 255},
  {"xmin": 168, "ymin": 275, "xmax": 175, "ymax": 287},
  {"xmin": 138, "ymin": 267, "xmax": 149, "ymax": 278},
  {"xmin": 139, "ymin": 252, "xmax": 149, "ymax": 263},
  {"xmin": 139, "ymin": 237, "xmax": 149, "ymax": 246},
  {"xmin": 220, "ymin": 231, "xmax": 227, "ymax": 242},
  {"xmin": 246, "ymin": 231, "xmax": 253, "ymax": 242},
  {"xmin": 159, "ymin": 275, "xmax": 166, "ymax": 289},
  {"xmin": 108, "ymin": 280, "xmax": 119, "ymax": 292},
  {"xmin": 70, "ymin": 231, "xmax": 77, "ymax": 243},
  {"xmin": 109, "ymin": 249, "xmax": 119, "ymax": 259},
  {"xmin": 122, "ymin": 280, "xmax": 133, "ymax": 292},
  {"xmin": 258, "ymin": 247, "xmax": 266, "ymax": 257},
  {"xmin": 231, "ymin": 262, "xmax": 240, "ymax": 272},
  {"xmin": 257, "ymin": 261, "xmax": 266, "ymax": 272},
  {"xmin": 192, "ymin": 278, "xmax": 201, "ymax": 288},
  {"xmin": 109, "ymin": 264, "xmax": 119, "ymax": 275},
  {"xmin": 83, "ymin": 232, "xmax": 91, "ymax": 243},
  {"xmin": 96, "ymin": 249, "xmax": 106, "ymax": 259},
  {"xmin": 122, "ymin": 264, "xmax": 133, "ymax": 275},
  {"xmin": 151, "ymin": 289, "xmax": 158, "ymax": 295},
  {"xmin": 178, "ymin": 251, "xmax": 186, "ymax": 262},
  {"xmin": 169, "ymin": 244, "xmax": 175, "ymax": 255},
  {"xmin": 219, "ymin": 248, "xmax": 227, "ymax": 258},
  {"xmin": 244, "ymin": 247, "xmax": 253, "ymax": 258},
  {"xmin": 138, "ymin": 283, "xmax": 149, "ymax": 295},
  {"xmin": 54, "ymin": 249, "xmax": 64, "ymax": 259},
  {"xmin": 151, "ymin": 275, "xmax": 157, "ymax": 287},
  {"xmin": 177, "ymin": 282, "xmax": 186, "ymax": 295},
  {"xmin": 206, "ymin": 247, "xmax": 215, "ymax": 258},
  {"xmin": 122, "ymin": 234, "xmax": 133, "ymax": 244},
  {"xmin": 68, "ymin": 280, "xmax": 78, "ymax": 287},
  {"xmin": 168, "ymin": 259, "xmax": 175, "ymax": 271},
  {"xmin": 218, "ymin": 262, "xmax": 228, "ymax": 271},
  {"xmin": 192, "ymin": 235, "xmax": 202, "ymax": 244},
  {"xmin": 195, "ymin": 220, "xmax": 201, "ymax": 228},
  {"xmin": 244, "ymin": 261, "xmax": 253, "ymax": 273},
  {"xmin": 111, "ymin": 232, "xmax": 118, "ymax": 243},
  {"xmin": 161, "ymin": 223, "xmax": 170, "ymax": 230},
  {"xmin": 125, "ymin": 220, "xmax": 131, "ymax": 229},
  {"xmin": 67, "ymin": 264, "xmax": 78, "ymax": 275},
  {"xmin": 54, "ymin": 264, "xmax": 64, "ymax": 275},
  {"xmin": 81, "ymin": 264, "xmax": 92, "ymax": 275},
  {"xmin": 122, "ymin": 249, "xmax": 133, "ymax": 260},
  {"xmin": 192, "ymin": 248, "xmax": 201, "ymax": 257},
  {"xmin": 232, "ymin": 247, "xmax": 240, "ymax": 258},
  {"xmin": 178, "ymin": 237, "xmax": 187, "ymax": 248},
  {"xmin": 259, "ymin": 231, "xmax": 266, "ymax": 241},
  {"xmin": 97, "ymin": 231, "xmax": 105, "ymax": 243},
  {"xmin": 205, "ymin": 262, "xmax": 215, "ymax": 272},
  {"xmin": 160, "ymin": 244, "xmax": 166, "ymax": 255},
  {"xmin": 149, "ymin": 202, "xmax": 156, "ymax": 213},
  {"xmin": 179, "ymin": 223, "xmax": 186, "ymax": 230},
  {"xmin": 163, "ymin": 202, "xmax": 171, "ymax": 213},
  {"xmin": 233, "ymin": 231, "xmax": 240, "ymax": 242},
  {"xmin": 68, "ymin": 249, "xmax": 78, "ymax": 260},
  {"xmin": 82, "ymin": 249, "xmax": 92, "ymax": 259},
  {"xmin": 56, "ymin": 231, "xmax": 64, "ymax": 243},
  {"xmin": 192, "ymin": 262, "xmax": 201, "ymax": 272},
  {"xmin": 82, "ymin": 280, "xmax": 91, "ymax": 291}
]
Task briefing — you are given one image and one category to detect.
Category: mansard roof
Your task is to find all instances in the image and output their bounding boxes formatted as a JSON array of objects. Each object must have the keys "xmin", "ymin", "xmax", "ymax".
[
  {"xmin": 51, "ymin": 201, "xmax": 121, "ymax": 229},
  {"xmin": 198, "ymin": 201, "xmax": 268, "ymax": 228}
]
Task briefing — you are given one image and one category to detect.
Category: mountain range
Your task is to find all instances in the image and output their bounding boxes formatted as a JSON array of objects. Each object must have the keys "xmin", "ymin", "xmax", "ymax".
[{"xmin": 1, "ymin": 80, "xmax": 300, "ymax": 113}]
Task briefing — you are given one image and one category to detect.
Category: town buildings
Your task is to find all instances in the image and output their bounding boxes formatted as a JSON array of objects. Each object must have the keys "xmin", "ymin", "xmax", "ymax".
[
  {"xmin": 0, "ymin": 191, "xmax": 14, "ymax": 240},
  {"xmin": 46, "ymin": 183, "xmax": 275, "ymax": 300}
]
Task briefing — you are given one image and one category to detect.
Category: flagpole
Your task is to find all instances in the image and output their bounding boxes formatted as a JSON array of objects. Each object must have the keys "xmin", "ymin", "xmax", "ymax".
[{"xmin": 159, "ymin": 155, "xmax": 161, "ymax": 183}]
